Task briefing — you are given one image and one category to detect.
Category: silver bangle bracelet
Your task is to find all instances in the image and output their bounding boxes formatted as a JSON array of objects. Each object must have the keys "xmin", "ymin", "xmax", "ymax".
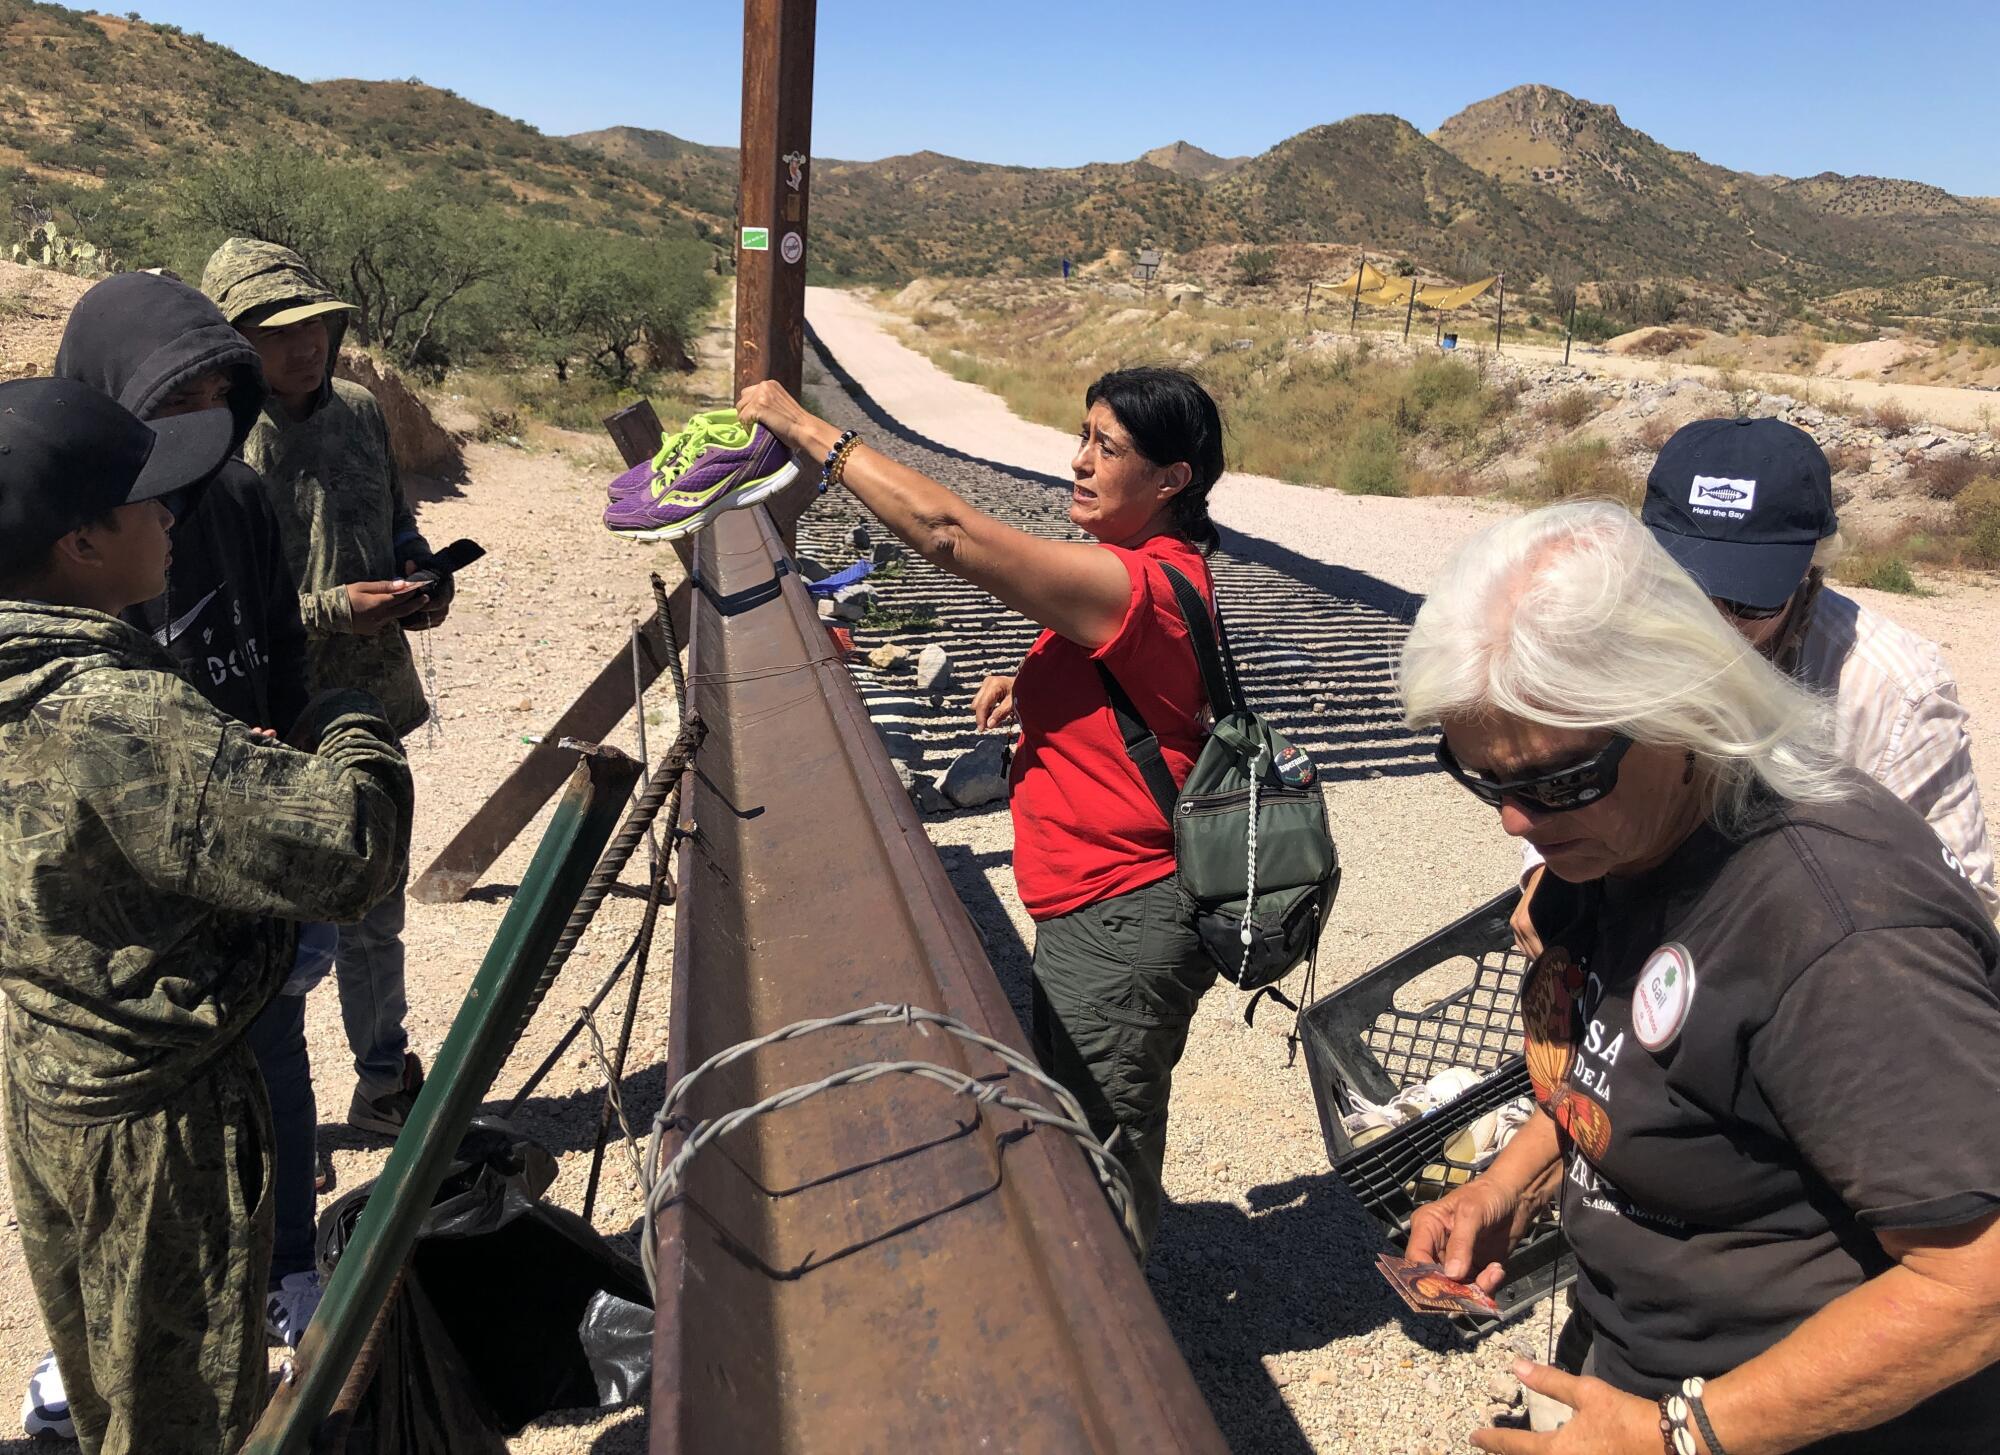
[{"xmin": 1682, "ymin": 1378, "xmax": 1729, "ymax": 1455}]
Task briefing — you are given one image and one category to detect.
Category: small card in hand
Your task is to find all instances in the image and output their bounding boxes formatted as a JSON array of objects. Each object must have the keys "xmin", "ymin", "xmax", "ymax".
[{"xmin": 1375, "ymin": 1253, "xmax": 1502, "ymax": 1318}]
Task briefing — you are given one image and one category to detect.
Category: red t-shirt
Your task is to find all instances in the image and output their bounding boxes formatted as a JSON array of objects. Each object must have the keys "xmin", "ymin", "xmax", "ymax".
[{"xmin": 1008, "ymin": 533, "xmax": 1215, "ymax": 920}]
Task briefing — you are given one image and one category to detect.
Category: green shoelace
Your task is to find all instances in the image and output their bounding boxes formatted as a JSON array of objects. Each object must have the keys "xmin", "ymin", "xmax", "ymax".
[{"xmin": 649, "ymin": 411, "xmax": 751, "ymax": 499}]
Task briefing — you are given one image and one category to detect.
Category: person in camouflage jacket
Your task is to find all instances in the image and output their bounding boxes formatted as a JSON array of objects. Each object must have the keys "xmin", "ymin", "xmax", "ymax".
[
  {"xmin": 0, "ymin": 379, "xmax": 413, "ymax": 1454},
  {"xmin": 202, "ymin": 238, "xmax": 449, "ymax": 1136}
]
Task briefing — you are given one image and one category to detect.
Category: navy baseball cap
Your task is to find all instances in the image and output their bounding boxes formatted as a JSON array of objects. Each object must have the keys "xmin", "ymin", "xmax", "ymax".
[
  {"xmin": 0, "ymin": 378, "xmax": 233, "ymax": 556},
  {"xmin": 1642, "ymin": 417, "xmax": 1837, "ymax": 610}
]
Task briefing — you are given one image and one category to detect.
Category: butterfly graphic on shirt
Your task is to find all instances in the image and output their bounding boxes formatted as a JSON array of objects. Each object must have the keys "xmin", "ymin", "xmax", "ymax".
[{"xmin": 1522, "ymin": 944, "xmax": 1614, "ymax": 1162}]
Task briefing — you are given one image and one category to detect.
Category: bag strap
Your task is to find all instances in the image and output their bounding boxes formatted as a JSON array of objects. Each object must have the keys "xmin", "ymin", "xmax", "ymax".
[
  {"xmin": 1158, "ymin": 563, "xmax": 1242, "ymax": 718},
  {"xmin": 1096, "ymin": 557, "xmax": 1237, "ymax": 827},
  {"xmin": 1096, "ymin": 664, "xmax": 1179, "ymax": 823}
]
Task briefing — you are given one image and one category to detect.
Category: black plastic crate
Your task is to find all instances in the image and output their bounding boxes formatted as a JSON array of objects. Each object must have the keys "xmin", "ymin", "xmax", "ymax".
[{"xmin": 1301, "ymin": 887, "xmax": 1575, "ymax": 1337}]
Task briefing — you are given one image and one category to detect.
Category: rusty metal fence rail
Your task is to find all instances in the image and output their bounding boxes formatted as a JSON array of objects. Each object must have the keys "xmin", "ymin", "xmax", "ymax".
[{"xmin": 646, "ymin": 503, "xmax": 1228, "ymax": 1454}]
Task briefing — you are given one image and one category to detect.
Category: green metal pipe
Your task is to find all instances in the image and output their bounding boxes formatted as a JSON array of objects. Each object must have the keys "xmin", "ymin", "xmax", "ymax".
[{"xmin": 241, "ymin": 747, "xmax": 645, "ymax": 1455}]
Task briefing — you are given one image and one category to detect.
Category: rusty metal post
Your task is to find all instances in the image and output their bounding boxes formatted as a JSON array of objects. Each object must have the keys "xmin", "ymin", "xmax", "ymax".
[
  {"xmin": 736, "ymin": 0, "xmax": 820, "ymax": 546},
  {"xmin": 1350, "ymin": 251, "xmax": 1363, "ymax": 332},
  {"xmin": 1403, "ymin": 275, "xmax": 1418, "ymax": 341}
]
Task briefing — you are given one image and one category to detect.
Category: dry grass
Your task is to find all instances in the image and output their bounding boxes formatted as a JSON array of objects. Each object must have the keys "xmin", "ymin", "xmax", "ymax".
[
  {"xmin": 1533, "ymin": 388, "xmax": 1599, "ymax": 430},
  {"xmin": 1909, "ymin": 452, "xmax": 1988, "ymax": 502},
  {"xmin": 1824, "ymin": 441, "xmax": 1873, "ymax": 476},
  {"xmin": 899, "ymin": 290, "xmax": 1515, "ymax": 495},
  {"xmin": 1869, "ymin": 400, "xmax": 1917, "ymax": 436},
  {"xmin": 1516, "ymin": 438, "xmax": 1641, "ymax": 507},
  {"xmin": 1633, "ymin": 416, "xmax": 1677, "ymax": 455},
  {"xmin": 1628, "ymin": 326, "xmax": 1703, "ymax": 357}
]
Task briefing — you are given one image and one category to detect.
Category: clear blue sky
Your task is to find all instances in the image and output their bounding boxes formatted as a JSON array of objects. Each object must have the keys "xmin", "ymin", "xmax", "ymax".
[{"xmin": 122, "ymin": 1, "xmax": 2000, "ymax": 194}]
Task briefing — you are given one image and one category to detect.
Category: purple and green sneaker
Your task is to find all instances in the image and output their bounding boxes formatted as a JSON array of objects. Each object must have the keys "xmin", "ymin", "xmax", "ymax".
[
  {"xmin": 602, "ymin": 411, "xmax": 799, "ymax": 542},
  {"xmin": 605, "ymin": 409, "xmax": 739, "ymax": 502}
]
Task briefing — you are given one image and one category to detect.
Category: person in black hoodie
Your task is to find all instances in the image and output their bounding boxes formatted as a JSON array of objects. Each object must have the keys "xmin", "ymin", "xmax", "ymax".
[{"xmin": 51, "ymin": 273, "xmax": 333, "ymax": 1377}]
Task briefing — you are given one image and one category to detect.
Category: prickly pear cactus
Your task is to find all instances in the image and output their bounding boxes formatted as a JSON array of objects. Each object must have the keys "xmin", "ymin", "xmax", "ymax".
[{"xmin": 10, "ymin": 223, "xmax": 109, "ymax": 276}]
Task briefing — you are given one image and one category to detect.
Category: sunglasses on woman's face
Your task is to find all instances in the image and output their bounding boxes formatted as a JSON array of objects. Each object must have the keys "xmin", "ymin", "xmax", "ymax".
[
  {"xmin": 1435, "ymin": 734, "xmax": 1635, "ymax": 814},
  {"xmin": 1712, "ymin": 596, "xmax": 1788, "ymax": 622}
]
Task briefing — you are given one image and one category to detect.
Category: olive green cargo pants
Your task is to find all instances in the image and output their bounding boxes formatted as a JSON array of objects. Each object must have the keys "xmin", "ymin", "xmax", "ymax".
[
  {"xmin": 1031, "ymin": 874, "xmax": 1216, "ymax": 1261},
  {"xmin": 5, "ymin": 1042, "xmax": 274, "ymax": 1455}
]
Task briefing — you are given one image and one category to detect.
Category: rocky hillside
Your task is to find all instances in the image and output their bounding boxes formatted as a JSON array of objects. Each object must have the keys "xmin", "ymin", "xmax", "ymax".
[
  {"xmin": 0, "ymin": 0, "xmax": 705, "ymax": 240},
  {"xmin": 585, "ymin": 84, "xmax": 2000, "ymax": 298},
  {"xmin": 1430, "ymin": 84, "xmax": 2000, "ymax": 290},
  {"xmin": 6, "ymin": 0, "xmax": 1994, "ymax": 303}
]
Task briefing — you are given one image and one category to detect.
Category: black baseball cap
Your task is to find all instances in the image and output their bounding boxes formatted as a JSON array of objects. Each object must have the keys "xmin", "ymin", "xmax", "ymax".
[
  {"xmin": 0, "ymin": 378, "xmax": 234, "ymax": 556},
  {"xmin": 1642, "ymin": 417, "xmax": 1837, "ymax": 610}
]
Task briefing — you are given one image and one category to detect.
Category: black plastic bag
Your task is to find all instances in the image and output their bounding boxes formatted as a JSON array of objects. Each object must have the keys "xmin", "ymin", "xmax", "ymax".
[{"xmin": 318, "ymin": 1118, "xmax": 654, "ymax": 1444}]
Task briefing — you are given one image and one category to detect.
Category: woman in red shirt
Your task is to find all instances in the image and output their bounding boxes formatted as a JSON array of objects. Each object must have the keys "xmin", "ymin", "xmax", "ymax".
[{"xmin": 740, "ymin": 368, "xmax": 1225, "ymax": 1257}]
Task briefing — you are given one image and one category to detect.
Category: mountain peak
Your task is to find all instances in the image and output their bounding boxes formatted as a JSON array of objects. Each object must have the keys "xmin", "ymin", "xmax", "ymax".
[
  {"xmin": 1435, "ymin": 84, "xmax": 1657, "ymax": 194},
  {"xmin": 1137, "ymin": 140, "xmax": 1245, "ymax": 179}
]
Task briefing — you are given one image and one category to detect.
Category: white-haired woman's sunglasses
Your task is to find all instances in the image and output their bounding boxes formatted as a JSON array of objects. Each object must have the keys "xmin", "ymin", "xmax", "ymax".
[{"xmin": 1435, "ymin": 735, "xmax": 1634, "ymax": 814}]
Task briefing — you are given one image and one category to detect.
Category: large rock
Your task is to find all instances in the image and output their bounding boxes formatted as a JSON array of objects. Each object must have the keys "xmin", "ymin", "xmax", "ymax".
[
  {"xmin": 941, "ymin": 737, "xmax": 1010, "ymax": 809},
  {"xmin": 335, "ymin": 352, "xmax": 464, "ymax": 479},
  {"xmin": 897, "ymin": 761, "xmax": 952, "ymax": 815},
  {"xmin": 796, "ymin": 555, "xmax": 831, "ymax": 583},
  {"xmin": 876, "ymin": 727, "xmax": 922, "ymax": 766},
  {"xmin": 867, "ymin": 643, "xmax": 911, "ymax": 672},
  {"xmin": 915, "ymin": 644, "xmax": 952, "ymax": 696}
]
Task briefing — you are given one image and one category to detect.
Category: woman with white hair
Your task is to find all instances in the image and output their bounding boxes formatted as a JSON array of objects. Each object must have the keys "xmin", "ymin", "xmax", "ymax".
[{"xmin": 1400, "ymin": 502, "xmax": 2000, "ymax": 1455}]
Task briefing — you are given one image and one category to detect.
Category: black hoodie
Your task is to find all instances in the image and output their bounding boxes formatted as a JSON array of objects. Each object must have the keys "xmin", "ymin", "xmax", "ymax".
[{"xmin": 54, "ymin": 272, "xmax": 311, "ymax": 733}]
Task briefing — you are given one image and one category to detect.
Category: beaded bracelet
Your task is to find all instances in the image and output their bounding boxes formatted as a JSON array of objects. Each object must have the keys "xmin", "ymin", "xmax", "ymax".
[
  {"xmin": 1656, "ymin": 1390, "xmax": 1697, "ymax": 1455},
  {"xmin": 819, "ymin": 430, "xmax": 860, "ymax": 493},
  {"xmin": 830, "ymin": 434, "xmax": 863, "ymax": 488},
  {"xmin": 1682, "ymin": 1378, "xmax": 1729, "ymax": 1455}
]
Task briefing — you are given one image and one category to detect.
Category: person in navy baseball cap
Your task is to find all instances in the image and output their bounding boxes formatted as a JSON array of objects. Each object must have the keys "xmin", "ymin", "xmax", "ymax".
[
  {"xmin": 1641, "ymin": 416, "xmax": 1837, "ymax": 615},
  {"xmin": 0, "ymin": 377, "xmax": 233, "ymax": 610}
]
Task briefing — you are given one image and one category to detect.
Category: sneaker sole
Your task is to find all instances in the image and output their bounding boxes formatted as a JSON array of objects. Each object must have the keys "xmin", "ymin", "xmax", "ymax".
[
  {"xmin": 607, "ymin": 462, "xmax": 800, "ymax": 543},
  {"xmin": 346, "ymin": 1109, "xmax": 408, "ymax": 1137}
]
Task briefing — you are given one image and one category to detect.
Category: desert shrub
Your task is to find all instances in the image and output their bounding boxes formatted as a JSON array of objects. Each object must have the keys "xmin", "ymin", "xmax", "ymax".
[
  {"xmin": 1534, "ymin": 389, "xmax": 1598, "ymax": 430},
  {"xmin": 1869, "ymin": 401, "xmax": 1916, "ymax": 436},
  {"xmin": 1635, "ymin": 416, "xmax": 1678, "ymax": 454},
  {"xmin": 1234, "ymin": 248, "xmax": 1278, "ymax": 287},
  {"xmin": 1335, "ymin": 421, "xmax": 1404, "ymax": 495},
  {"xmin": 1859, "ymin": 556, "xmax": 1918, "ymax": 593},
  {"xmin": 1956, "ymin": 477, "xmax": 2000, "ymax": 568},
  {"xmin": 1521, "ymin": 438, "xmax": 1640, "ymax": 506},
  {"xmin": 1407, "ymin": 467, "xmax": 1482, "ymax": 496},
  {"xmin": 1823, "ymin": 441, "xmax": 1873, "ymax": 475},
  {"xmin": 1909, "ymin": 452, "xmax": 1986, "ymax": 501},
  {"xmin": 1569, "ymin": 308, "xmax": 1621, "ymax": 343}
]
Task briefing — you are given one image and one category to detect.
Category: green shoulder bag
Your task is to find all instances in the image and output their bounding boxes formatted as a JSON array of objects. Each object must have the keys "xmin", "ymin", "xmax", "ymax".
[{"xmin": 1097, "ymin": 564, "xmax": 1341, "ymax": 1009}]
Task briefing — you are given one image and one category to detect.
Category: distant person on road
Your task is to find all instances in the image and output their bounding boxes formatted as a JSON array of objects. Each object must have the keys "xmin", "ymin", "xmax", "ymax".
[
  {"xmin": 1403, "ymin": 500, "xmax": 2000, "ymax": 1455},
  {"xmin": 202, "ymin": 238, "xmax": 453, "ymax": 1139},
  {"xmin": 1514, "ymin": 416, "xmax": 1997, "ymax": 963},
  {"xmin": 739, "ymin": 367, "xmax": 1227, "ymax": 1258}
]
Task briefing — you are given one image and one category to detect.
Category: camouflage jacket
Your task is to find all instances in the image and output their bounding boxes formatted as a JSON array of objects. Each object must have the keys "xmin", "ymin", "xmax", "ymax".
[
  {"xmin": 239, "ymin": 381, "xmax": 433, "ymax": 735},
  {"xmin": 203, "ymin": 237, "xmax": 433, "ymax": 736},
  {"xmin": 0, "ymin": 603, "xmax": 412, "ymax": 1121}
]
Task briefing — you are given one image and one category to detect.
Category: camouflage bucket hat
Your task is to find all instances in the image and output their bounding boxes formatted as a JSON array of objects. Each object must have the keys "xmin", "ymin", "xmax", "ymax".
[{"xmin": 200, "ymin": 237, "xmax": 358, "ymax": 329}]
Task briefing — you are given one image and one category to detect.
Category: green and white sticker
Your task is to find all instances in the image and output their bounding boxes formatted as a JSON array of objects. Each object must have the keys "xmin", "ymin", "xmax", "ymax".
[{"xmin": 740, "ymin": 227, "xmax": 771, "ymax": 251}]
